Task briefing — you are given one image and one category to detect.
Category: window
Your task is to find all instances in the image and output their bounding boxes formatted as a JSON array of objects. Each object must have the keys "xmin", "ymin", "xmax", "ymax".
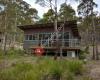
[
  {"xmin": 33, "ymin": 34, "xmax": 37, "ymax": 40},
  {"xmin": 29, "ymin": 35, "xmax": 33, "ymax": 40},
  {"xmin": 25, "ymin": 35, "xmax": 28, "ymax": 40},
  {"xmin": 43, "ymin": 33, "xmax": 51, "ymax": 40},
  {"xmin": 67, "ymin": 51, "xmax": 75, "ymax": 58},
  {"xmin": 25, "ymin": 34, "xmax": 36, "ymax": 40}
]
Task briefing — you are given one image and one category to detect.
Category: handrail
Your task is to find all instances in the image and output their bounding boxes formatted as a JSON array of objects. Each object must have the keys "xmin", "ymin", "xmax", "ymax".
[
  {"xmin": 24, "ymin": 39, "xmax": 80, "ymax": 48},
  {"xmin": 40, "ymin": 39, "xmax": 80, "ymax": 47},
  {"xmin": 40, "ymin": 23, "xmax": 64, "ymax": 46}
]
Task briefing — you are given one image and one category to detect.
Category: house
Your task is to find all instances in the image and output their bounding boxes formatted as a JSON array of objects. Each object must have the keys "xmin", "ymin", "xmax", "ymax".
[{"xmin": 18, "ymin": 20, "xmax": 81, "ymax": 57}]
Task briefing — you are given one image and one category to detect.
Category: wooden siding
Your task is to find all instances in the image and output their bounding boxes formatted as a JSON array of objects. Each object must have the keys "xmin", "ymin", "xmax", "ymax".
[
  {"xmin": 17, "ymin": 20, "xmax": 81, "ymax": 52},
  {"xmin": 18, "ymin": 20, "xmax": 80, "ymax": 38},
  {"xmin": 24, "ymin": 26, "xmax": 71, "ymax": 34}
]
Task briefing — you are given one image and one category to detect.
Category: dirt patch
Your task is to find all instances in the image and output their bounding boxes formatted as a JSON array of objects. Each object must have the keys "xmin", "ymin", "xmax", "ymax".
[
  {"xmin": 90, "ymin": 68, "xmax": 100, "ymax": 80},
  {"xmin": 86, "ymin": 60, "xmax": 100, "ymax": 80}
]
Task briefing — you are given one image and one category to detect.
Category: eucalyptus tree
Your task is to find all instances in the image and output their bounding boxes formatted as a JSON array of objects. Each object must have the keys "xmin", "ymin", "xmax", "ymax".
[
  {"xmin": 0, "ymin": 0, "xmax": 39, "ymax": 54},
  {"xmin": 59, "ymin": 3, "xmax": 76, "ymax": 21},
  {"xmin": 39, "ymin": 2, "xmax": 76, "ymax": 23},
  {"xmin": 39, "ymin": 9, "xmax": 55, "ymax": 23},
  {"xmin": 77, "ymin": 0, "xmax": 98, "ymax": 60}
]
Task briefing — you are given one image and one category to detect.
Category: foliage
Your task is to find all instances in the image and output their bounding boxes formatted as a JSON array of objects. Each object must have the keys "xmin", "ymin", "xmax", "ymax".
[
  {"xmin": 0, "ymin": 49, "xmax": 4, "ymax": 59},
  {"xmin": 79, "ymin": 46, "xmax": 89, "ymax": 59},
  {"xmin": 0, "ymin": 0, "xmax": 39, "ymax": 45},
  {"xmin": 0, "ymin": 48, "xmax": 25, "ymax": 59},
  {"xmin": 7, "ymin": 48, "xmax": 25, "ymax": 55},
  {"xmin": 82, "ymin": 77, "xmax": 93, "ymax": 80},
  {"xmin": 78, "ymin": 0, "xmax": 97, "ymax": 17},
  {"xmin": 59, "ymin": 3, "xmax": 76, "ymax": 21},
  {"xmin": 39, "ymin": 9, "xmax": 55, "ymax": 23},
  {"xmin": 38, "ymin": 2, "xmax": 76, "ymax": 23},
  {"xmin": 77, "ymin": 0, "xmax": 98, "ymax": 48},
  {"xmin": 36, "ymin": 0, "xmax": 77, "ymax": 24},
  {"xmin": 66, "ymin": 60, "xmax": 84, "ymax": 75},
  {"xmin": 0, "ymin": 57, "xmax": 84, "ymax": 80}
]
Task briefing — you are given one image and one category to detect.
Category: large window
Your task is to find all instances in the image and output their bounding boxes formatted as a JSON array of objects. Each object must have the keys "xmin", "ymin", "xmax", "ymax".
[
  {"xmin": 25, "ymin": 34, "xmax": 38, "ymax": 40},
  {"xmin": 43, "ymin": 33, "xmax": 51, "ymax": 40},
  {"xmin": 24, "ymin": 32, "xmax": 70, "ymax": 41},
  {"xmin": 39, "ymin": 33, "xmax": 51, "ymax": 40}
]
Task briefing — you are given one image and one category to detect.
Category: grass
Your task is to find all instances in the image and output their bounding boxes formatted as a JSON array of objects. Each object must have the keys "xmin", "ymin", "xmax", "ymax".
[
  {"xmin": 0, "ymin": 49, "xmax": 88, "ymax": 80},
  {"xmin": 0, "ymin": 59, "xmax": 84, "ymax": 80}
]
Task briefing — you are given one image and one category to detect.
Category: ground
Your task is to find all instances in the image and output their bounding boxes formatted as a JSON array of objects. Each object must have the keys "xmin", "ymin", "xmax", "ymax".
[
  {"xmin": 86, "ymin": 60, "xmax": 100, "ymax": 80},
  {"xmin": 0, "ymin": 54, "xmax": 100, "ymax": 80}
]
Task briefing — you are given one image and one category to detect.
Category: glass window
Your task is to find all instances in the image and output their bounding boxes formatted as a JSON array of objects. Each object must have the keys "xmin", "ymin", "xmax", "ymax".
[
  {"xmin": 33, "ymin": 34, "xmax": 36, "ymax": 40},
  {"xmin": 25, "ymin": 35, "xmax": 28, "ymax": 40},
  {"xmin": 29, "ymin": 35, "xmax": 33, "ymax": 40},
  {"xmin": 25, "ymin": 34, "xmax": 38, "ymax": 40}
]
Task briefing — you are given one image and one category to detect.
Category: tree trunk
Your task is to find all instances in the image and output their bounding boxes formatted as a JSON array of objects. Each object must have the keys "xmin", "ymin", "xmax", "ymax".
[
  {"xmin": 3, "ymin": 33, "xmax": 7, "ymax": 55},
  {"xmin": 3, "ymin": 1, "xmax": 8, "ymax": 55},
  {"xmin": 92, "ymin": 23, "xmax": 97, "ymax": 60},
  {"xmin": 54, "ymin": 0, "xmax": 58, "ymax": 60},
  {"xmin": 95, "ymin": 33, "xmax": 99, "ymax": 60}
]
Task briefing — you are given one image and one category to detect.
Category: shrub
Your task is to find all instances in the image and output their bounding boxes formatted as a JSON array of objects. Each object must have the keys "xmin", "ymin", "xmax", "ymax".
[
  {"xmin": 0, "ymin": 57, "xmax": 84, "ymax": 80},
  {"xmin": 0, "ymin": 49, "xmax": 4, "ymax": 59},
  {"xmin": 79, "ymin": 50, "xmax": 86, "ymax": 59},
  {"xmin": 82, "ymin": 77, "xmax": 93, "ymax": 80},
  {"xmin": 3, "ymin": 49, "xmax": 25, "ymax": 59},
  {"xmin": 63, "ymin": 71, "xmax": 74, "ymax": 80},
  {"xmin": 67, "ymin": 60, "xmax": 84, "ymax": 75},
  {"xmin": 79, "ymin": 46, "xmax": 89, "ymax": 60},
  {"xmin": 7, "ymin": 48, "xmax": 24, "ymax": 55},
  {"xmin": 0, "ymin": 62, "xmax": 42, "ymax": 80}
]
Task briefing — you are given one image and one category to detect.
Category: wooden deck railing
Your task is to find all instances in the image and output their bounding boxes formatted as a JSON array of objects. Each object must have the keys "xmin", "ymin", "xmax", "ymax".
[{"xmin": 24, "ymin": 39, "xmax": 80, "ymax": 48}]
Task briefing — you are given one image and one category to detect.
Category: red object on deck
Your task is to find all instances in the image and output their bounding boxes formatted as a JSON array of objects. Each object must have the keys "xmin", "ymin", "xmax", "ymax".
[{"xmin": 35, "ymin": 47, "xmax": 44, "ymax": 56}]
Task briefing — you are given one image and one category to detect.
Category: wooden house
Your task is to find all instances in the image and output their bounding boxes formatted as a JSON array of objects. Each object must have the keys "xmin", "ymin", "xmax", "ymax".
[{"xmin": 18, "ymin": 20, "xmax": 81, "ymax": 57}]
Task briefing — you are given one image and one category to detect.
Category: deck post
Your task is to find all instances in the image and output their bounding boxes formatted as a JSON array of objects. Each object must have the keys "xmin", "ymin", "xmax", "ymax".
[{"xmin": 60, "ymin": 48, "xmax": 63, "ymax": 58}]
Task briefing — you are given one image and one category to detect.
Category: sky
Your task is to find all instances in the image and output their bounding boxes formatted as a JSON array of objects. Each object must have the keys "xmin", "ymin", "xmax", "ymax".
[{"xmin": 24, "ymin": 0, "xmax": 100, "ymax": 17}]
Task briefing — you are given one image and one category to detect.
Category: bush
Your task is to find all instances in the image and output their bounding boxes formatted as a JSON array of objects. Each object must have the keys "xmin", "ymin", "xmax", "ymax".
[
  {"xmin": 7, "ymin": 48, "xmax": 24, "ymax": 55},
  {"xmin": 0, "ymin": 57, "xmax": 84, "ymax": 80},
  {"xmin": 0, "ymin": 62, "xmax": 42, "ymax": 80},
  {"xmin": 79, "ymin": 46, "xmax": 89, "ymax": 60},
  {"xmin": 0, "ymin": 49, "xmax": 5, "ymax": 59},
  {"xmin": 0, "ymin": 48, "xmax": 25, "ymax": 60},
  {"xmin": 82, "ymin": 77, "xmax": 93, "ymax": 80},
  {"xmin": 67, "ymin": 60, "xmax": 84, "ymax": 75}
]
